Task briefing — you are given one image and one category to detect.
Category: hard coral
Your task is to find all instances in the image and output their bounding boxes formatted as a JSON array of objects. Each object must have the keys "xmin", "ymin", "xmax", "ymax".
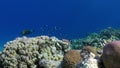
[
  {"xmin": 0, "ymin": 36, "xmax": 70, "ymax": 68},
  {"xmin": 71, "ymin": 27, "xmax": 120, "ymax": 52},
  {"xmin": 80, "ymin": 46, "xmax": 97, "ymax": 58},
  {"xmin": 62, "ymin": 50, "xmax": 81, "ymax": 68},
  {"xmin": 76, "ymin": 52, "xmax": 98, "ymax": 68},
  {"xmin": 102, "ymin": 41, "xmax": 120, "ymax": 68},
  {"xmin": 76, "ymin": 46, "xmax": 99, "ymax": 68}
]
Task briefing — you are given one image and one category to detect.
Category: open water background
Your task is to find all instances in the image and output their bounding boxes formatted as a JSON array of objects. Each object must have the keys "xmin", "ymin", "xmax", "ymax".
[{"xmin": 0, "ymin": 0, "xmax": 120, "ymax": 50}]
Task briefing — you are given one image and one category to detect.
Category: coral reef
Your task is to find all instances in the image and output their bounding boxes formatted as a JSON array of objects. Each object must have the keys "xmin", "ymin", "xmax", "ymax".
[
  {"xmin": 62, "ymin": 50, "xmax": 81, "ymax": 68},
  {"xmin": 75, "ymin": 46, "xmax": 98, "ymax": 68},
  {"xmin": 39, "ymin": 59, "xmax": 62, "ymax": 68},
  {"xmin": 62, "ymin": 46, "xmax": 98, "ymax": 68},
  {"xmin": 70, "ymin": 27, "xmax": 120, "ymax": 55},
  {"xmin": 80, "ymin": 46, "xmax": 97, "ymax": 58},
  {"xmin": 76, "ymin": 52, "xmax": 98, "ymax": 68},
  {"xmin": 1, "ymin": 27, "xmax": 120, "ymax": 68},
  {"xmin": 0, "ymin": 36, "xmax": 70, "ymax": 68},
  {"xmin": 102, "ymin": 41, "xmax": 120, "ymax": 68}
]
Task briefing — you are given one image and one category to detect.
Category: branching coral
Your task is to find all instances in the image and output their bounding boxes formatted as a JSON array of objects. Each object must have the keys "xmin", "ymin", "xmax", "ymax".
[
  {"xmin": 0, "ymin": 36, "xmax": 70, "ymax": 68},
  {"xmin": 70, "ymin": 27, "xmax": 120, "ymax": 54}
]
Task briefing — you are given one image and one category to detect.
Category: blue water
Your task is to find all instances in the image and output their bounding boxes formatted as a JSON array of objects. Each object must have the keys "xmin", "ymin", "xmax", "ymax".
[{"xmin": 0, "ymin": 0, "xmax": 120, "ymax": 50}]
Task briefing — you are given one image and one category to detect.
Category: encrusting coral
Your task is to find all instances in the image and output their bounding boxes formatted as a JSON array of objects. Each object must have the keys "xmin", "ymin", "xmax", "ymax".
[{"xmin": 0, "ymin": 36, "xmax": 70, "ymax": 68}]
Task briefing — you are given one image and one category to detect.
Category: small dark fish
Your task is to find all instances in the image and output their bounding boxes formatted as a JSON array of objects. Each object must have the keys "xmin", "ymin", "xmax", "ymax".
[{"xmin": 21, "ymin": 29, "xmax": 34, "ymax": 36}]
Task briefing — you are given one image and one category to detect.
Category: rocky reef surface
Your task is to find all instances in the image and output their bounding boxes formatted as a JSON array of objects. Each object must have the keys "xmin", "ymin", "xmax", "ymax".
[{"xmin": 0, "ymin": 27, "xmax": 120, "ymax": 68}]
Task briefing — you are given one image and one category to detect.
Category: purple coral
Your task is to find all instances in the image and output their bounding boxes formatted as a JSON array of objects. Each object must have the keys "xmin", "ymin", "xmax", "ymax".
[{"xmin": 102, "ymin": 40, "xmax": 120, "ymax": 68}]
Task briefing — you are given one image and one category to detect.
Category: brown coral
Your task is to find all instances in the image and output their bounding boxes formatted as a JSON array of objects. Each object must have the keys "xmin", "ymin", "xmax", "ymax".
[
  {"xmin": 80, "ymin": 46, "xmax": 97, "ymax": 58},
  {"xmin": 62, "ymin": 50, "xmax": 81, "ymax": 68}
]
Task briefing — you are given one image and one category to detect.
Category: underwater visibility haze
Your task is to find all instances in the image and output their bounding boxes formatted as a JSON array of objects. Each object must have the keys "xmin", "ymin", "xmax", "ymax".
[
  {"xmin": 1, "ymin": 0, "xmax": 120, "ymax": 68},
  {"xmin": 0, "ymin": 0, "xmax": 120, "ymax": 50}
]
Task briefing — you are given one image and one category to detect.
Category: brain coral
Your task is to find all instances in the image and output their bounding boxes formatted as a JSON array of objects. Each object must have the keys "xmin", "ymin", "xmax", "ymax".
[
  {"xmin": 62, "ymin": 50, "xmax": 81, "ymax": 68},
  {"xmin": 102, "ymin": 41, "xmax": 120, "ymax": 68},
  {"xmin": 0, "ymin": 36, "xmax": 70, "ymax": 68}
]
